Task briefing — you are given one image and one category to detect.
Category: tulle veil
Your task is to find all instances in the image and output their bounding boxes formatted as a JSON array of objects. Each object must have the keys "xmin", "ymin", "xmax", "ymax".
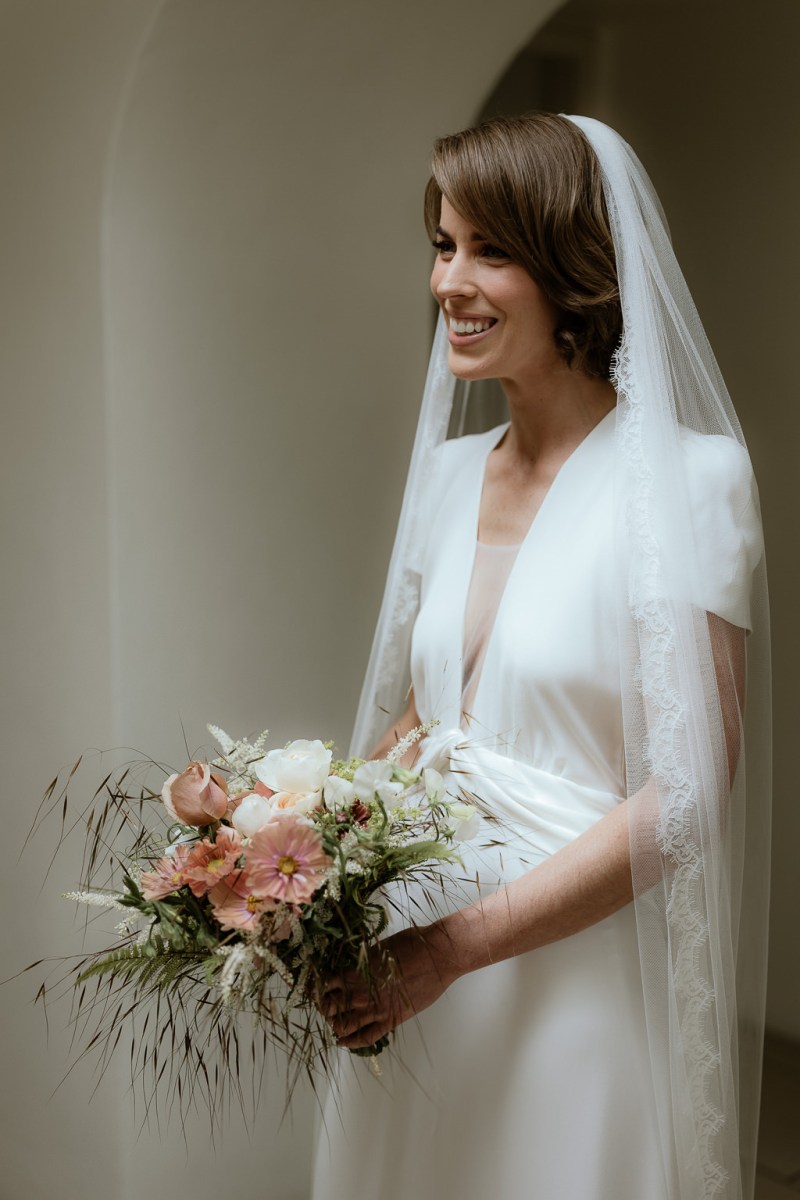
[{"xmin": 349, "ymin": 116, "xmax": 770, "ymax": 1200}]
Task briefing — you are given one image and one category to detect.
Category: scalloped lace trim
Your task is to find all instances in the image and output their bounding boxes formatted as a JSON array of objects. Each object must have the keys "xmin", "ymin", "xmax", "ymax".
[{"xmin": 612, "ymin": 339, "xmax": 728, "ymax": 1196}]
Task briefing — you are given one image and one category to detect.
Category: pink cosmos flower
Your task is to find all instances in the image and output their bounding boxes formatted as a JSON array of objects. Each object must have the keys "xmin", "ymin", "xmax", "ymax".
[
  {"xmin": 244, "ymin": 814, "xmax": 332, "ymax": 906},
  {"xmin": 162, "ymin": 761, "xmax": 228, "ymax": 826},
  {"xmin": 208, "ymin": 870, "xmax": 271, "ymax": 932},
  {"xmin": 140, "ymin": 843, "xmax": 194, "ymax": 900},
  {"xmin": 182, "ymin": 826, "xmax": 243, "ymax": 896}
]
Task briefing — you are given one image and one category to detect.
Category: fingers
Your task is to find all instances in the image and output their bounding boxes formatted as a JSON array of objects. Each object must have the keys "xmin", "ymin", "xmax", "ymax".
[
  {"xmin": 317, "ymin": 986, "xmax": 399, "ymax": 1040},
  {"xmin": 335, "ymin": 1018, "xmax": 391, "ymax": 1050},
  {"xmin": 319, "ymin": 993, "xmax": 371, "ymax": 1023},
  {"xmin": 316, "ymin": 978, "xmax": 371, "ymax": 1017},
  {"xmin": 330, "ymin": 991, "xmax": 403, "ymax": 1040},
  {"xmin": 328, "ymin": 1008, "xmax": 375, "ymax": 1039}
]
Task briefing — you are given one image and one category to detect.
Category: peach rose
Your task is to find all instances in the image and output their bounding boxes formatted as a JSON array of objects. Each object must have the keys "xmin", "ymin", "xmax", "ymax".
[
  {"xmin": 270, "ymin": 790, "xmax": 322, "ymax": 816},
  {"xmin": 162, "ymin": 761, "xmax": 228, "ymax": 827}
]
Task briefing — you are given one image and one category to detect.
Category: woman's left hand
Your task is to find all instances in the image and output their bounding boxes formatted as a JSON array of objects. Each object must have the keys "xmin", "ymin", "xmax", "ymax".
[{"xmin": 318, "ymin": 924, "xmax": 458, "ymax": 1051}]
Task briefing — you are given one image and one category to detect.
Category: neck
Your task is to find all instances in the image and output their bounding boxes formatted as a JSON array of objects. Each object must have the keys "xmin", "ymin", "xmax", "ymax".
[{"xmin": 499, "ymin": 364, "xmax": 617, "ymax": 464}]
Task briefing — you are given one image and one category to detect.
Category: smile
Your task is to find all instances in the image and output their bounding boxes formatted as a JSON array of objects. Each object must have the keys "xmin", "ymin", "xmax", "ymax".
[{"xmin": 449, "ymin": 317, "xmax": 497, "ymax": 335}]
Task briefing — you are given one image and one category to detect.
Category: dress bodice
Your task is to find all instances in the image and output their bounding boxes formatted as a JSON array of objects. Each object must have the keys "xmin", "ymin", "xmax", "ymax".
[{"xmin": 411, "ymin": 411, "xmax": 626, "ymax": 796}]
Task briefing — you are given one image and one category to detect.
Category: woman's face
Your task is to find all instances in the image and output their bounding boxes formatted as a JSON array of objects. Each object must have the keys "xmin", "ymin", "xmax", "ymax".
[{"xmin": 430, "ymin": 196, "xmax": 561, "ymax": 386}]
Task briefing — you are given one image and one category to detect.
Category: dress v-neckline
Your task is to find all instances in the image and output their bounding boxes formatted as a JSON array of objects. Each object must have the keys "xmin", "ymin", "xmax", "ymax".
[
  {"xmin": 473, "ymin": 407, "xmax": 617, "ymax": 548},
  {"xmin": 459, "ymin": 407, "xmax": 616, "ymax": 723}
]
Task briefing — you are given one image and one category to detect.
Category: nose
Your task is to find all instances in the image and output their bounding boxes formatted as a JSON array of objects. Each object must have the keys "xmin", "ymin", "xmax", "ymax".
[{"xmin": 431, "ymin": 250, "xmax": 478, "ymax": 303}]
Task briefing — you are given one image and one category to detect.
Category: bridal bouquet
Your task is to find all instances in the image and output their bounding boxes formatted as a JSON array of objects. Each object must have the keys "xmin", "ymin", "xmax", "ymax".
[{"xmin": 33, "ymin": 721, "xmax": 480, "ymax": 1127}]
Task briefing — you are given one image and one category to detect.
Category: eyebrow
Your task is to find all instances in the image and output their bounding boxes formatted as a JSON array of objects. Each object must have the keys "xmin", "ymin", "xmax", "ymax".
[{"xmin": 435, "ymin": 224, "xmax": 487, "ymax": 242}]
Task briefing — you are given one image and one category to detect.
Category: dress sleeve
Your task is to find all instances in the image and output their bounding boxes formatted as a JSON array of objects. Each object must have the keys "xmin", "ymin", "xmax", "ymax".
[
  {"xmin": 416, "ymin": 428, "xmax": 504, "ymax": 578},
  {"xmin": 678, "ymin": 430, "xmax": 764, "ymax": 631},
  {"xmin": 409, "ymin": 438, "xmax": 461, "ymax": 577}
]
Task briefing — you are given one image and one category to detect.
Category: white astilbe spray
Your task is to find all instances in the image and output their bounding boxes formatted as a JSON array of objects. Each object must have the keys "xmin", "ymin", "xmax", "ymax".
[
  {"xmin": 114, "ymin": 916, "xmax": 141, "ymax": 938},
  {"xmin": 208, "ymin": 724, "xmax": 270, "ymax": 793},
  {"xmin": 385, "ymin": 718, "xmax": 439, "ymax": 764},
  {"xmin": 218, "ymin": 944, "xmax": 255, "ymax": 1012},
  {"xmin": 64, "ymin": 890, "xmax": 128, "ymax": 911}
]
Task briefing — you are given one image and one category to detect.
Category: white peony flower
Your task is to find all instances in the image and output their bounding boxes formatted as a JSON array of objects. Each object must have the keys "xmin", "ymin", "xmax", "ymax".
[
  {"xmin": 352, "ymin": 760, "xmax": 394, "ymax": 802},
  {"xmin": 448, "ymin": 801, "xmax": 480, "ymax": 842},
  {"xmin": 231, "ymin": 793, "xmax": 273, "ymax": 838},
  {"xmin": 324, "ymin": 775, "xmax": 355, "ymax": 808},
  {"xmin": 423, "ymin": 767, "xmax": 446, "ymax": 804},
  {"xmin": 254, "ymin": 739, "xmax": 332, "ymax": 794}
]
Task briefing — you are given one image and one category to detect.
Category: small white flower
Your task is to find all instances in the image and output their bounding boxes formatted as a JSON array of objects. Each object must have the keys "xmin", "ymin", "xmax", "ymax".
[
  {"xmin": 423, "ymin": 767, "xmax": 446, "ymax": 804},
  {"xmin": 231, "ymin": 793, "xmax": 273, "ymax": 838},
  {"xmin": 376, "ymin": 780, "xmax": 405, "ymax": 805},
  {"xmin": 448, "ymin": 801, "xmax": 480, "ymax": 842},
  {"xmin": 254, "ymin": 739, "xmax": 332, "ymax": 794},
  {"xmin": 164, "ymin": 829, "xmax": 199, "ymax": 857},
  {"xmin": 324, "ymin": 775, "xmax": 355, "ymax": 808},
  {"xmin": 352, "ymin": 760, "xmax": 393, "ymax": 802}
]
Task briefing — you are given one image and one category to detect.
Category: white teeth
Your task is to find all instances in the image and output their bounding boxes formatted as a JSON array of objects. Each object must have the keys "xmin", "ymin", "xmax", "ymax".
[{"xmin": 450, "ymin": 318, "xmax": 492, "ymax": 335}]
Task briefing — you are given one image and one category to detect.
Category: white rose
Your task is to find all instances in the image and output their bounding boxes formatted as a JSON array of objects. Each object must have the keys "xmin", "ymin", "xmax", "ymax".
[
  {"xmin": 448, "ymin": 801, "xmax": 480, "ymax": 842},
  {"xmin": 423, "ymin": 767, "xmax": 445, "ymax": 804},
  {"xmin": 254, "ymin": 739, "xmax": 332, "ymax": 794},
  {"xmin": 324, "ymin": 775, "xmax": 355, "ymax": 808},
  {"xmin": 352, "ymin": 760, "xmax": 394, "ymax": 802},
  {"xmin": 231, "ymin": 793, "xmax": 274, "ymax": 838}
]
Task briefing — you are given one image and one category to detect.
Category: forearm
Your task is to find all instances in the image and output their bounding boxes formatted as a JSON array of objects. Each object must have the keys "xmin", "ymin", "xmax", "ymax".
[
  {"xmin": 424, "ymin": 794, "xmax": 634, "ymax": 981},
  {"xmin": 367, "ymin": 690, "xmax": 423, "ymax": 764}
]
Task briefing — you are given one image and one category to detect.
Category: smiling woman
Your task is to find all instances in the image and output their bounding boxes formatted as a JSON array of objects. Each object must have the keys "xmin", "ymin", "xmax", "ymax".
[{"xmin": 311, "ymin": 113, "xmax": 769, "ymax": 1200}]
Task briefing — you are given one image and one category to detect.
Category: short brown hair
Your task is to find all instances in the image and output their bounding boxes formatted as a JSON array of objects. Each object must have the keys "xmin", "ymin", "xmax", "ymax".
[{"xmin": 424, "ymin": 113, "xmax": 621, "ymax": 378}]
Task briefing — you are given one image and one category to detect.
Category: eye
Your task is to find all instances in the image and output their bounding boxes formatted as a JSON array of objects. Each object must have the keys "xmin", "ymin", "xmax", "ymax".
[
  {"xmin": 431, "ymin": 237, "xmax": 455, "ymax": 256},
  {"xmin": 480, "ymin": 243, "xmax": 510, "ymax": 261}
]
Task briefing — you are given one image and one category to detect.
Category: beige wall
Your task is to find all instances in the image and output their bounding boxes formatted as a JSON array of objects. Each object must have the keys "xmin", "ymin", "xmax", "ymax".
[{"xmin": 0, "ymin": 2, "xmax": 561, "ymax": 1198}]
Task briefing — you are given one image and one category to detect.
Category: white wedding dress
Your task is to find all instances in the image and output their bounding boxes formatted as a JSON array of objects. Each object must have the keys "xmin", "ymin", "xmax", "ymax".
[{"xmin": 310, "ymin": 410, "xmax": 760, "ymax": 1200}]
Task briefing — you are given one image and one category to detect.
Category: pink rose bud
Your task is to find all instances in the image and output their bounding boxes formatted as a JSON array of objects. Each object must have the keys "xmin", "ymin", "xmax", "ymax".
[{"xmin": 162, "ymin": 761, "xmax": 228, "ymax": 826}]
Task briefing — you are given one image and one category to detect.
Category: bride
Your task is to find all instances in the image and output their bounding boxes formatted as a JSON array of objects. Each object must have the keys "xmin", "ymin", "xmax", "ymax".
[{"xmin": 312, "ymin": 114, "xmax": 769, "ymax": 1200}]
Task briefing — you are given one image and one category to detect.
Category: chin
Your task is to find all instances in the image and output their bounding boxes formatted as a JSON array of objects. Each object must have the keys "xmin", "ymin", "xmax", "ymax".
[{"xmin": 447, "ymin": 353, "xmax": 492, "ymax": 382}]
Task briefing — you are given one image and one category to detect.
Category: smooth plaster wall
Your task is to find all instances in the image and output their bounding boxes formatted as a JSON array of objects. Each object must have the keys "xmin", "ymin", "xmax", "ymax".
[
  {"xmin": 0, "ymin": 2, "xmax": 561, "ymax": 1198},
  {"xmin": 0, "ymin": 5, "xmax": 158, "ymax": 1198}
]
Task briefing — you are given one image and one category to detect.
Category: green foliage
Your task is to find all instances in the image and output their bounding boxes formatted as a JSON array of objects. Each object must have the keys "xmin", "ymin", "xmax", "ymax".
[
  {"xmin": 77, "ymin": 940, "xmax": 211, "ymax": 993},
  {"xmin": 328, "ymin": 756, "xmax": 365, "ymax": 782}
]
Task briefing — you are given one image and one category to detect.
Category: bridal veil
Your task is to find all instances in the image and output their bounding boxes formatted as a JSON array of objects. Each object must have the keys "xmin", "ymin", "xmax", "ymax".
[{"xmin": 350, "ymin": 115, "xmax": 770, "ymax": 1200}]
